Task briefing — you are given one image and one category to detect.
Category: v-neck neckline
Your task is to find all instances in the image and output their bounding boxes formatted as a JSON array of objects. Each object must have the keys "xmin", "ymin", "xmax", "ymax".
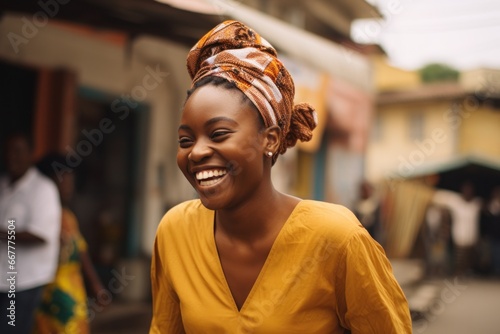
[{"xmin": 207, "ymin": 200, "xmax": 304, "ymax": 314}]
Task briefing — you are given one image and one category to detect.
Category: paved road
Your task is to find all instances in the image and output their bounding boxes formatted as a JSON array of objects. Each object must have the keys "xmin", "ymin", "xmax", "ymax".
[
  {"xmin": 91, "ymin": 302, "xmax": 151, "ymax": 334},
  {"xmin": 412, "ymin": 277, "xmax": 500, "ymax": 334}
]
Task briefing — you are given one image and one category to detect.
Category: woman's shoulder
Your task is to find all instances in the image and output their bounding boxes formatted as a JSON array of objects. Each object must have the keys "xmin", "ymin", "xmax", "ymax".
[
  {"xmin": 293, "ymin": 200, "xmax": 363, "ymax": 238},
  {"xmin": 157, "ymin": 199, "xmax": 209, "ymax": 231},
  {"xmin": 165, "ymin": 199, "xmax": 205, "ymax": 215},
  {"xmin": 298, "ymin": 200, "xmax": 359, "ymax": 222}
]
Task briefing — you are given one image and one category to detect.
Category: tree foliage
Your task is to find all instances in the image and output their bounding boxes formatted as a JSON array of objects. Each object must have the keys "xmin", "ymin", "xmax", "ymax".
[{"xmin": 419, "ymin": 63, "xmax": 460, "ymax": 83}]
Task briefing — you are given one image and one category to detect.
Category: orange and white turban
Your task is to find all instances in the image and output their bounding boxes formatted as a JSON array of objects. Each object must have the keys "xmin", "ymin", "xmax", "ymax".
[{"xmin": 187, "ymin": 20, "xmax": 317, "ymax": 155}]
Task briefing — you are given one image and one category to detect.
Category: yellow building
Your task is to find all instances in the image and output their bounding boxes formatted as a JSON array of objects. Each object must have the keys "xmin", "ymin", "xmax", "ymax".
[
  {"xmin": 364, "ymin": 59, "xmax": 500, "ymax": 258},
  {"xmin": 366, "ymin": 59, "xmax": 500, "ymax": 184}
]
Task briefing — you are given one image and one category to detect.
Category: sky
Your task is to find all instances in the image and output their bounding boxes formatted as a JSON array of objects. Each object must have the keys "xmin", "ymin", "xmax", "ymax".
[{"xmin": 351, "ymin": 0, "xmax": 500, "ymax": 70}]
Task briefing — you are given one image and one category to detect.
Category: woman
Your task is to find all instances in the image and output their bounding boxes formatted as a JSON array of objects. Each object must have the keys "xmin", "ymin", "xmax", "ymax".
[
  {"xmin": 150, "ymin": 20, "xmax": 412, "ymax": 333},
  {"xmin": 34, "ymin": 154, "xmax": 104, "ymax": 333}
]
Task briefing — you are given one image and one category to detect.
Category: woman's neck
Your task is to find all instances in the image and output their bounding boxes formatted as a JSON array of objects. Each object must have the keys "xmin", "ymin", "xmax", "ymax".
[{"xmin": 215, "ymin": 190, "xmax": 299, "ymax": 243}]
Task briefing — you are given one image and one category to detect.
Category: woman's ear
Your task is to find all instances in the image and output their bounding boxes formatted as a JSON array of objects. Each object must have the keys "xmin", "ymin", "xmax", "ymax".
[{"xmin": 263, "ymin": 125, "xmax": 281, "ymax": 155}]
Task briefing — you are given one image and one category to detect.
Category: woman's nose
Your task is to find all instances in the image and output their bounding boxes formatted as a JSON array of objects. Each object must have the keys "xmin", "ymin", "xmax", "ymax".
[{"xmin": 188, "ymin": 138, "xmax": 213, "ymax": 163}]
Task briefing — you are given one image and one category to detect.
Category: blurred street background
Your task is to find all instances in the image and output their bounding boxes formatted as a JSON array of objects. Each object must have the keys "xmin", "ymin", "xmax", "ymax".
[{"xmin": 1, "ymin": 0, "xmax": 500, "ymax": 333}]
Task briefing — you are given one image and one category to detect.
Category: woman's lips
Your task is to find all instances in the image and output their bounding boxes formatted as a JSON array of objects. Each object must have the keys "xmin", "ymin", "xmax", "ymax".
[{"xmin": 195, "ymin": 169, "xmax": 228, "ymax": 187}]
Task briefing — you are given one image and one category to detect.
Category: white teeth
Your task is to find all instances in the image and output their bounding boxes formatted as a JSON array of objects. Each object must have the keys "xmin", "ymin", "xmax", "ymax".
[
  {"xmin": 200, "ymin": 178, "xmax": 220, "ymax": 186},
  {"xmin": 195, "ymin": 169, "xmax": 227, "ymax": 181}
]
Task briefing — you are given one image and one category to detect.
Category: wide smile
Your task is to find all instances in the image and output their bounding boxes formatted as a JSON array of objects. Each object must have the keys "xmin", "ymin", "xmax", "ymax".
[{"xmin": 195, "ymin": 168, "xmax": 228, "ymax": 187}]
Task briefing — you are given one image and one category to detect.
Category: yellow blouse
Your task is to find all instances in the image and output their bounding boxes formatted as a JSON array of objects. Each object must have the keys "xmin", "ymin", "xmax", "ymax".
[{"xmin": 150, "ymin": 200, "xmax": 412, "ymax": 334}]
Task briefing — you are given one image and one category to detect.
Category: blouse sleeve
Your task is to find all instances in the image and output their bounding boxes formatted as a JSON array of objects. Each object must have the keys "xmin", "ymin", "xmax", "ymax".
[
  {"xmin": 149, "ymin": 225, "xmax": 185, "ymax": 334},
  {"xmin": 336, "ymin": 229, "xmax": 412, "ymax": 334}
]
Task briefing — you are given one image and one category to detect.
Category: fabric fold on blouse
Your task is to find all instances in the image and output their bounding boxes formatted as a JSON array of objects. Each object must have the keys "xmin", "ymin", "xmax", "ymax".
[{"xmin": 150, "ymin": 200, "xmax": 412, "ymax": 334}]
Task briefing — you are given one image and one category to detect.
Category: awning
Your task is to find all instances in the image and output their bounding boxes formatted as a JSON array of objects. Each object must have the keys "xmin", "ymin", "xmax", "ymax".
[
  {"xmin": 392, "ymin": 154, "xmax": 500, "ymax": 197},
  {"xmin": 208, "ymin": 0, "xmax": 373, "ymax": 93},
  {"xmin": 3, "ymin": 0, "xmax": 374, "ymax": 93},
  {"xmin": 157, "ymin": 0, "xmax": 373, "ymax": 93}
]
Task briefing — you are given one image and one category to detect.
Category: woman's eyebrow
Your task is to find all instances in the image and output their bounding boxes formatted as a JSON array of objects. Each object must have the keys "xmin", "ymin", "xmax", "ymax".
[
  {"xmin": 178, "ymin": 124, "xmax": 191, "ymax": 132},
  {"xmin": 204, "ymin": 116, "xmax": 238, "ymax": 128},
  {"xmin": 178, "ymin": 117, "xmax": 238, "ymax": 132}
]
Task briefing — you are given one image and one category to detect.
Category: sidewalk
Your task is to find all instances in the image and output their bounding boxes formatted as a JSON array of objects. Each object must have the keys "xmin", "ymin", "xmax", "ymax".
[
  {"xmin": 411, "ymin": 277, "xmax": 500, "ymax": 334},
  {"xmin": 91, "ymin": 300, "xmax": 152, "ymax": 334},
  {"xmin": 390, "ymin": 258, "xmax": 444, "ymax": 319}
]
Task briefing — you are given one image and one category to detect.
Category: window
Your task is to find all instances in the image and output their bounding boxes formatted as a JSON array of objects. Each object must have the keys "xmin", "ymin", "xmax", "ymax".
[
  {"xmin": 370, "ymin": 113, "xmax": 383, "ymax": 142},
  {"xmin": 409, "ymin": 111, "xmax": 424, "ymax": 141}
]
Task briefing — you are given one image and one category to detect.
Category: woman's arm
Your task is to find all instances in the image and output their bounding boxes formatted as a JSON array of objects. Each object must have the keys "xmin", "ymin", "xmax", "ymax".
[
  {"xmin": 81, "ymin": 250, "xmax": 105, "ymax": 298},
  {"xmin": 338, "ymin": 229, "xmax": 412, "ymax": 334}
]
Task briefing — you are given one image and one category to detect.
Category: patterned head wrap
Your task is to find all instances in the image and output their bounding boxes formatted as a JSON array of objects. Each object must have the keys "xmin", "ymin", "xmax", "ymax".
[{"xmin": 186, "ymin": 20, "xmax": 317, "ymax": 157}]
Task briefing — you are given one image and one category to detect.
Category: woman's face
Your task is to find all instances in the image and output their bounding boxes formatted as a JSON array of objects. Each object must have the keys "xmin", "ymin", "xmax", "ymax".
[{"xmin": 177, "ymin": 84, "xmax": 268, "ymax": 210}]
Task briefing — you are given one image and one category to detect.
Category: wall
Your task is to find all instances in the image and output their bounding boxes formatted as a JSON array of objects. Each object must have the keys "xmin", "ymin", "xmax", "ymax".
[
  {"xmin": 129, "ymin": 36, "xmax": 194, "ymax": 256},
  {"xmin": 459, "ymin": 105, "xmax": 500, "ymax": 158},
  {"xmin": 372, "ymin": 54, "xmax": 421, "ymax": 92},
  {"xmin": 0, "ymin": 14, "xmax": 127, "ymax": 94},
  {"xmin": 0, "ymin": 14, "xmax": 194, "ymax": 258},
  {"xmin": 366, "ymin": 99, "xmax": 458, "ymax": 181}
]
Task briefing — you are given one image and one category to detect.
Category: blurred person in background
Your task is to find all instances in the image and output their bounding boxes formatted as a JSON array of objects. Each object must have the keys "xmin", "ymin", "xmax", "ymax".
[
  {"xmin": 484, "ymin": 186, "xmax": 500, "ymax": 276},
  {"xmin": 432, "ymin": 180, "xmax": 482, "ymax": 277},
  {"xmin": 150, "ymin": 20, "xmax": 412, "ymax": 333},
  {"xmin": 33, "ymin": 153, "xmax": 104, "ymax": 334},
  {"xmin": 0, "ymin": 132, "xmax": 61, "ymax": 334},
  {"xmin": 354, "ymin": 180, "xmax": 382, "ymax": 243},
  {"xmin": 422, "ymin": 204, "xmax": 452, "ymax": 277}
]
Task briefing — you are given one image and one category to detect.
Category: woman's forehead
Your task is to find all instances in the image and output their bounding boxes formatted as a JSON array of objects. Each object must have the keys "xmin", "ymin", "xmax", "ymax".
[
  {"xmin": 180, "ymin": 85, "xmax": 260, "ymax": 128},
  {"xmin": 184, "ymin": 85, "xmax": 251, "ymax": 117}
]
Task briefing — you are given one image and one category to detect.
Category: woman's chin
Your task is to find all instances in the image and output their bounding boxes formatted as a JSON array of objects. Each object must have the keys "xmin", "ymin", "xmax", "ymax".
[{"xmin": 198, "ymin": 195, "xmax": 222, "ymax": 210}]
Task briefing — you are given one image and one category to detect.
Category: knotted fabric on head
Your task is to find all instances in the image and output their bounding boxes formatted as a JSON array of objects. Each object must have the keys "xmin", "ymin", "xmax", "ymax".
[{"xmin": 186, "ymin": 20, "xmax": 317, "ymax": 157}]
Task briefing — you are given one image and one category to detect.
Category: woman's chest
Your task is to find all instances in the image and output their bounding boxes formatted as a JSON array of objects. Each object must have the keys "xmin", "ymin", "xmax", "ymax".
[
  {"xmin": 170, "ymin": 236, "xmax": 341, "ymax": 333},
  {"xmin": 216, "ymin": 239, "xmax": 272, "ymax": 310}
]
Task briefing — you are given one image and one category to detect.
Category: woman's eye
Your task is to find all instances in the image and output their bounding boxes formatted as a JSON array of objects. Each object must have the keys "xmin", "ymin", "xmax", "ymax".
[
  {"xmin": 178, "ymin": 137, "xmax": 193, "ymax": 148},
  {"xmin": 211, "ymin": 131, "xmax": 231, "ymax": 140}
]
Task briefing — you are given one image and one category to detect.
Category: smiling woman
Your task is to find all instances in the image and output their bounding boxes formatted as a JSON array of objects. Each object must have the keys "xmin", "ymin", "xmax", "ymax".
[
  {"xmin": 149, "ymin": 20, "xmax": 412, "ymax": 334},
  {"xmin": 177, "ymin": 78, "xmax": 272, "ymax": 210}
]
